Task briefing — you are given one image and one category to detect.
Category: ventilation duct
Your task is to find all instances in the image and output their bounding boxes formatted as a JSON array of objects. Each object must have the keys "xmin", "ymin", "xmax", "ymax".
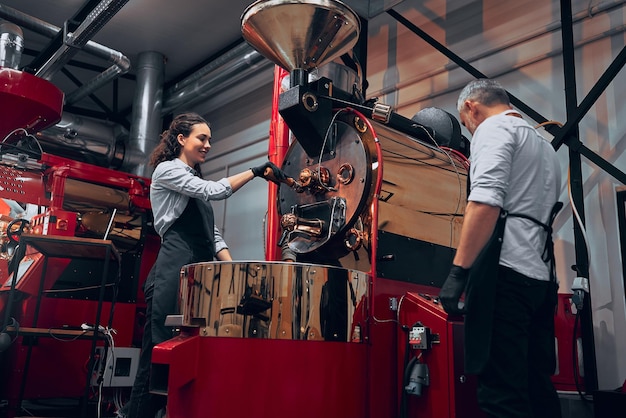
[
  {"xmin": 162, "ymin": 42, "xmax": 272, "ymax": 115},
  {"xmin": 64, "ymin": 48, "xmax": 130, "ymax": 105},
  {"xmin": 0, "ymin": 5, "xmax": 272, "ymax": 172},
  {"xmin": 49, "ymin": 42, "xmax": 262, "ymax": 173},
  {"xmin": 0, "ymin": 20, "xmax": 23, "ymax": 69},
  {"xmin": 35, "ymin": 0, "xmax": 130, "ymax": 80},
  {"xmin": 37, "ymin": 113, "xmax": 127, "ymax": 169},
  {"xmin": 0, "ymin": 3, "xmax": 130, "ymax": 104},
  {"xmin": 0, "ymin": 16, "xmax": 63, "ymax": 141},
  {"xmin": 124, "ymin": 51, "xmax": 164, "ymax": 177}
]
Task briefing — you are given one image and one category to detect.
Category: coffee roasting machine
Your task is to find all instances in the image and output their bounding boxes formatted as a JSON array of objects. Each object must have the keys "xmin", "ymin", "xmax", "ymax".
[
  {"xmin": 156, "ymin": 1, "xmax": 480, "ymax": 417},
  {"xmin": 0, "ymin": 1, "xmax": 582, "ymax": 417}
]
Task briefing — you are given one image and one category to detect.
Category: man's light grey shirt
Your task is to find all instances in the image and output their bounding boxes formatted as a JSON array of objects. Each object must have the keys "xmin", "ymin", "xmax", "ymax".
[{"xmin": 468, "ymin": 110, "xmax": 562, "ymax": 281}]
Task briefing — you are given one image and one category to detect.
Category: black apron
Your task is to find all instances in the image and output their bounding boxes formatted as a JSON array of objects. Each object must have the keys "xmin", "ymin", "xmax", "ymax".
[
  {"xmin": 464, "ymin": 209, "xmax": 508, "ymax": 374},
  {"xmin": 464, "ymin": 202, "xmax": 562, "ymax": 374},
  {"xmin": 147, "ymin": 198, "xmax": 216, "ymax": 344}
]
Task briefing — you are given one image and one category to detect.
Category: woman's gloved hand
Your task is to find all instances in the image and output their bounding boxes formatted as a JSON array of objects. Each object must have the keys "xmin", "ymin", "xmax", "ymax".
[
  {"xmin": 251, "ymin": 161, "xmax": 288, "ymax": 184},
  {"xmin": 438, "ymin": 265, "xmax": 470, "ymax": 315}
]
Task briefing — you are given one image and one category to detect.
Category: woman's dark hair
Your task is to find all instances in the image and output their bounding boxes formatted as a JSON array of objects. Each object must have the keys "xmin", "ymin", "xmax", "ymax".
[{"xmin": 149, "ymin": 112, "xmax": 209, "ymax": 175}]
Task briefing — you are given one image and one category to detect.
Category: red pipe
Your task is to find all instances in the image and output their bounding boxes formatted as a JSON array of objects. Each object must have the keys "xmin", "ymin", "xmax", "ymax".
[
  {"xmin": 48, "ymin": 165, "xmax": 71, "ymax": 210},
  {"xmin": 440, "ymin": 146, "xmax": 470, "ymax": 170},
  {"xmin": 342, "ymin": 107, "xmax": 383, "ymax": 292},
  {"xmin": 266, "ymin": 65, "xmax": 290, "ymax": 261}
]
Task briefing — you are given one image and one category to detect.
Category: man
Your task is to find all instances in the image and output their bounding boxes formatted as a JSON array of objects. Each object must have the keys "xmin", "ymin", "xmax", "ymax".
[{"xmin": 439, "ymin": 79, "xmax": 562, "ymax": 418}]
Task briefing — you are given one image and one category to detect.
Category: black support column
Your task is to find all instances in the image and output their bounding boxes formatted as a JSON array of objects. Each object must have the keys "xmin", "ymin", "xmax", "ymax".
[{"xmin": 559, "ymin": 0, "xmax": 598, "ymax": 393}]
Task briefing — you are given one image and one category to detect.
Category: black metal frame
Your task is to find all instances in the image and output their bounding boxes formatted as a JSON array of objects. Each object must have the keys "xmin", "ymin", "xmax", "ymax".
[
  {"xmin": 10, "ymin": 234, "xmax": 121, "ymax": 418},
  {"xmin": 617, "ymin": 189, "xmax": 626, "ymax": 305},
  {"xmin": 387, "ymin": 0, "xmax": 626, "ymax": 393}
]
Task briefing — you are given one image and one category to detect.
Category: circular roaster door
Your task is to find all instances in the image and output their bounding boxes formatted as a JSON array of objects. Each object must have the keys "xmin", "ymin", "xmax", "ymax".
[{"xmin": 278, "ymin": 115, "xmax": 377, "ymax": 257}]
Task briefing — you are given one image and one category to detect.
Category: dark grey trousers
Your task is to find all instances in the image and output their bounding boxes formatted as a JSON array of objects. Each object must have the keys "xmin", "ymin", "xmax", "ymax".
[{"xmin": 477, "ymin": 266, "xmax": 562, "ymax": 418}]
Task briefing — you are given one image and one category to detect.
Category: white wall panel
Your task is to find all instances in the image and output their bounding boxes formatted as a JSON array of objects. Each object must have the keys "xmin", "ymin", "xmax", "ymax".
[{"xmin": 192, "ymin": 82, "xmax": 274, "ymax": 260}]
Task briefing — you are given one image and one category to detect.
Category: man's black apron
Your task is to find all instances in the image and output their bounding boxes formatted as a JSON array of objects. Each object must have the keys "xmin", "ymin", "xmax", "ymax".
[
  {"xmin": 464, "ymin": 202, "xmax": 562, "ymax": 374},
  {"xmin": 146, "ymin": 198, "xmax": 216, "ymax": 344}
]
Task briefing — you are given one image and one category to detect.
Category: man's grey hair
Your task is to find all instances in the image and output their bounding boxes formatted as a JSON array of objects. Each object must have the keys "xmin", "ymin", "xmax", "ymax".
[{"xmin": 456, "ymin": 79, "xmax": 510, "ymax": 112}]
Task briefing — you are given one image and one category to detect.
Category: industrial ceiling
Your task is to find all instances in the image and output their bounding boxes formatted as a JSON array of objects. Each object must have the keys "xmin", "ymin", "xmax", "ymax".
[{"xmin": 0, "ymin": 0, "xmax": 407, "ymax": 128}]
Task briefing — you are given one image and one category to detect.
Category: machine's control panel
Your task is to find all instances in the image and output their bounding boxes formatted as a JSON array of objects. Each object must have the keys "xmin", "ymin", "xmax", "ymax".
[{"xmin": 417, "ymin": 292, "xmax": 442, "ymax": 308}]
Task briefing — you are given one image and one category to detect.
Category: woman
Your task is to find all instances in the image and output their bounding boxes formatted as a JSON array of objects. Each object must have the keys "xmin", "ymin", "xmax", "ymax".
[{"xmin": 120, "ymin": 112, "xmax": 285, "ymax": 418}]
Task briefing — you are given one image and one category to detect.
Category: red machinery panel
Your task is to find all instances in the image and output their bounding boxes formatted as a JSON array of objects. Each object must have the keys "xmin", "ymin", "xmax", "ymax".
[
  {"xmin": 30, "ymin": 209, "xmax": 78, "ymax": 236},
  {"xmin": 0, "ymin": 68, "xmax": 63, "ymax": 139},
  {"xmin": 552, "ymin": 293, "xmax": 585, "ymax": 392},
  {"xmin": 156, "ymin": 261, "xmax": 370, "ymax": 418},
  {"xmin": 397, "ymin": 289, "xmax": 485, "ymax": 418},
  {"xmin": 0, "ymin": 300, "xmax": 135, "ymax": 401},
  {"xmin": 152, "ymin": 335, "xmax": 369, "ymax": 418},
  {"xmin": 0, "ymin": 151, "xmax": 155, "ymax": 417},
  {"xmin": 0, "ymin": 165, "xmax": 50, "ymax": 207}
]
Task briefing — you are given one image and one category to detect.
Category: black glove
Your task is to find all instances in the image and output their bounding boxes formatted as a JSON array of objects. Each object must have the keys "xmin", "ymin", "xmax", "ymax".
[
  {"xmin": 251, "ymin": 161, "xmax": 288, "ymax": 184},
  {"xmin": 439, "ymin": 265, "xmax": 470, "ymax": 315},
  {"xmin": 251, "ymin": 161, "xmax": 271, "ymax": 177}
]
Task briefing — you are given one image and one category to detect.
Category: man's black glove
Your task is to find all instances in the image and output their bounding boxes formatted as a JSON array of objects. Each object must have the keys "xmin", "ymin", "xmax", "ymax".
[
  {"xmin": 251, "ymin": 161, "xmax": 288, "ymax": 184},
  {"xmin": 439, "ymin": 265, "xmax": 470, "ymax": 315}
]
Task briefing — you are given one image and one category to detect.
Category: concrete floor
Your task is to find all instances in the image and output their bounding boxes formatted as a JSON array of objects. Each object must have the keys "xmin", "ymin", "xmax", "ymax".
[
  {"xmin": 5, "ymin": 392, "xmax": 607, "ymax": 417},
  {"xmin": 559, "ymin": 392, "xmax": 595, "ymax": 418}
]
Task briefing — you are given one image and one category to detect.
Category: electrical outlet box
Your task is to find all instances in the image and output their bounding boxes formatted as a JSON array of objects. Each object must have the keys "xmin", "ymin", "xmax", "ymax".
[
  {"xmin": 409, "ymin": 326, "xmax": 430, "ymax": 350},
  {"xmin": 91, "ymin": 347, "xmax": 140, "ymax": 387}
]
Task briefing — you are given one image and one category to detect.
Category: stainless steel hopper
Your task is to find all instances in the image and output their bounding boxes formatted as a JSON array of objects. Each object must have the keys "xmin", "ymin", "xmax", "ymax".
[{"xmin": 241, "ymin": 0, "xmax": 360, "ymax": 86}]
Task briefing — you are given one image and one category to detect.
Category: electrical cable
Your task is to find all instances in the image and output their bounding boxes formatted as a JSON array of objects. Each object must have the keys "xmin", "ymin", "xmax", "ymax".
[
  {"xmin": 417, "ymin": 125, "xmax": 466, "ymax": 250},
  {"xmin": 567, "ymin": 168, "xmax": 591, "ymax": 261},
  {"xmin": 399, "ymin": 325, "xmax": 411, "ymax": 418},
  {"xmin": 0, "ymin": 317, "xmax": 19, "ymax": 353},
  {"xmin": 316, "ymin": 108, "xmax": 347, "ymax": 192},
  {"xmin": 42, "ymin": 283, "xmax": 116, "ymax": 294},
  {"xmin": 537, "ymin": 118, "xmax": 593, "ymax": 402},
  {"xmin": 535, "ymin": 120, "xmax": 564, "ymax": 129},
  {"xmin": 399, "ymin": 320, "xmax": 424, "ymax": 418},
  {"xmin": 47, "ymin": 328, "xmax": 88, "ymax": 342},
  {"xmin": 101, "ymin": 333, "xmax": 112, "ymax": 417},
  {"xmin": 91, "ymin": 325, "xmax": 117, "ymax": 418},
  {"xmin": 1, "ymin": 127, "xmax": 44, "ymax": 157},
  {"xmin": 566, "ymin": 163, "xmax": 593, "ymax": 401},
  {"xmin": 571, "ymin": 309, "xmax": 593, "ymax": 403},
  {"xmin": 440, "ymin": 146, "xmax": 470, "ymax": 170}
]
